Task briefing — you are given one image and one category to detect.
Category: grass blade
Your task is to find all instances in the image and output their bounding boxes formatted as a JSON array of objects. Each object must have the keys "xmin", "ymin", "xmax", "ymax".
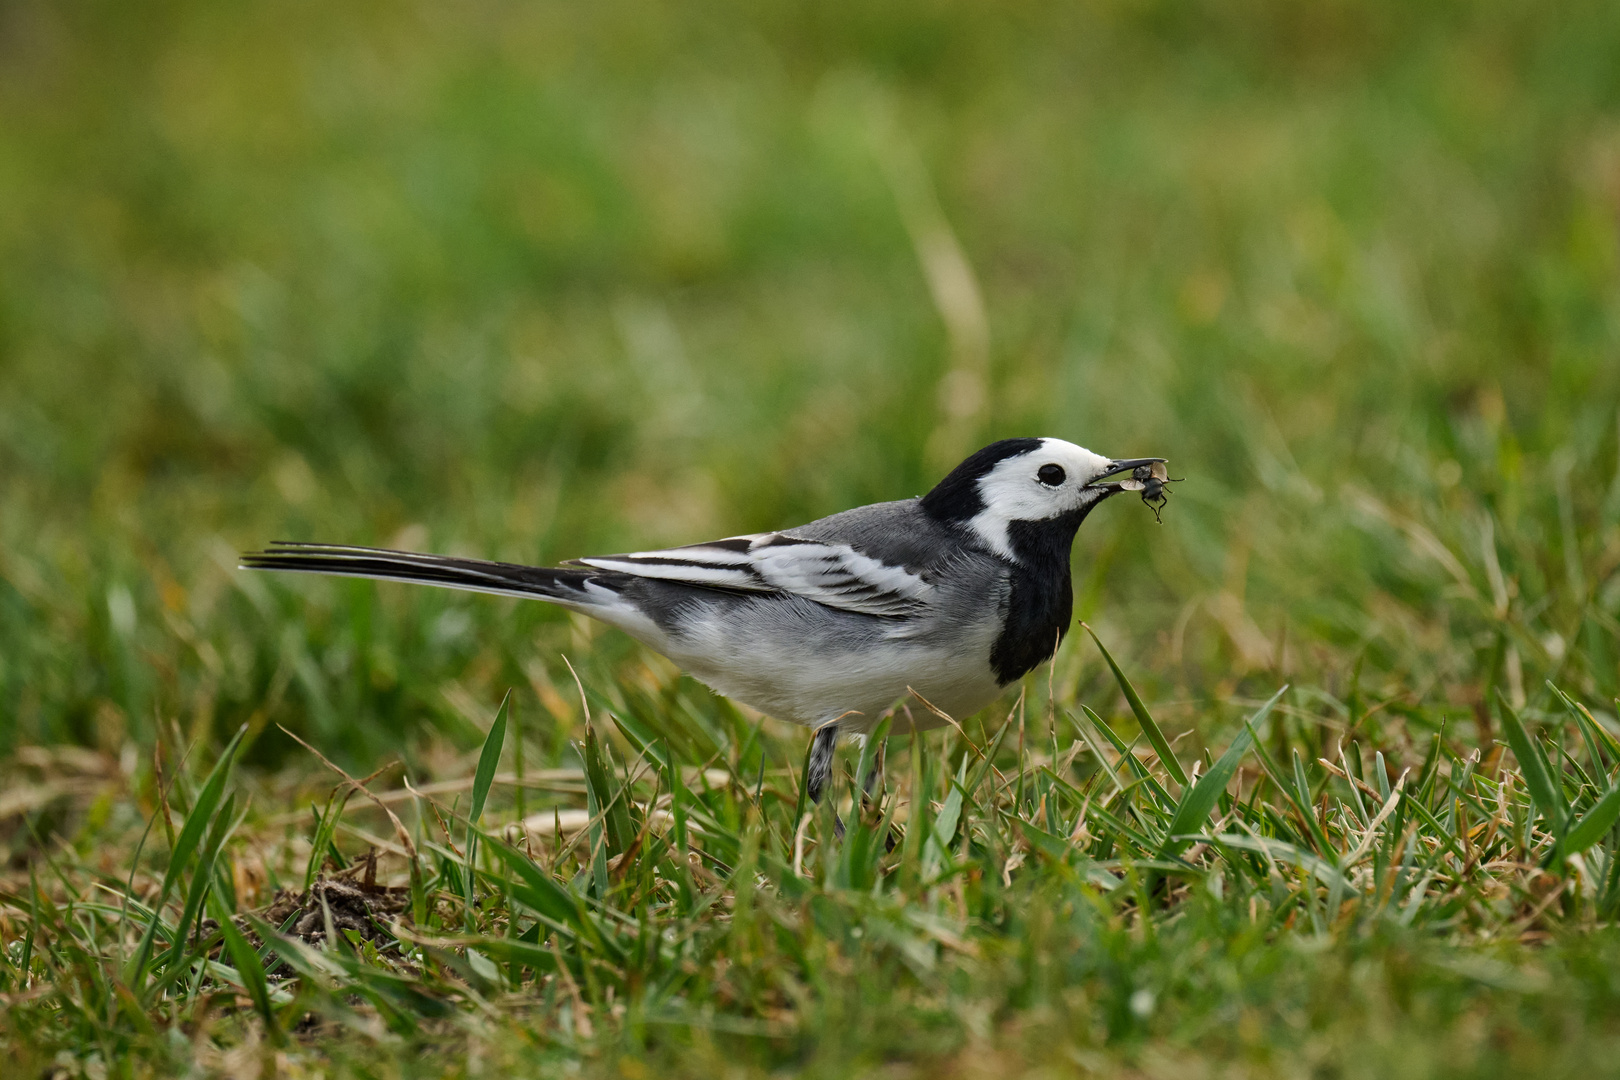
[
  {"xmin": 432, "ymin": 932, "xmax": 564, "ymax": 977},
  {"xmin": 126, "ymin": 724, "xmax": 246, "ymax": 986},
  {"xmin": 582, "ymin": 722, "xmax": 632, "ymax": 857},
  {"xmin": 469, "ymin": 690, "xmax": 511, "ymax": 830},
  {"xmin": 1549, "ymin": 681, "xmax": 1620, "ymax": 763},
  {"xmin": 1234, "ymin": 687, "xmax": 1332, "ymax": 854},
  {"xmin": 1212, "ymin": 833, "xmax": 1356, "ymax": 894},
  {"xmin": 479, "ymin": 831, "xmax": 589, "ymax": 931},
  {"xmin": 793, "ymin": 731, "xmax": 816, "ymax": 835},
  {"xmin": 1080, "ymin": 704, "xmax": 1175, "ymax": 809},
  {"xmin": 1498, "ymin": 691, "xmax": 1565, "ymax": 835},
  {"xmin": 154, "ymin": 791, "xmax": 239, "ymax": 984},
  {"xmin": 581, "ymin": 746, "xmax": 612, "ymax": 897},
  {"xmin": 1561, "ymin": 781, "xmax": 1620, "ymax": 859},
  {"xmin": 1083, "ymin": 623, "xmax": 1188, "ymax": 786},
  {"xmin": 208, "ymin": 891, "xmax": 280, "ymax": 1041},
  {"xmin": 305, "ymin": 791, "xmax": 353, "ymax": 890},
  {"xmin": 925, "ymin": 757, "xmax": 969, "ymax": 876},
  {"xmin": 476, "ymin": 830, "xmax": 628, "ymax": 965},
  {"xmin": 462, "ymin": 690, "xmax": 510, "ymax": 928},
  {"xmin": 611, "ymin": 710, "xmax": 676, "ymax": 774},
  {"xmin": 1159, "ymin": 686, "xmax": 1284, "ymax": 858}
]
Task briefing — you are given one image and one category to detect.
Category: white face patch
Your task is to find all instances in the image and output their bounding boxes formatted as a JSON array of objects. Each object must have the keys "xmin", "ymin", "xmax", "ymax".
[{"xmin": 967, "ymin": 438, "xmax": 1116, "ymax": 559}]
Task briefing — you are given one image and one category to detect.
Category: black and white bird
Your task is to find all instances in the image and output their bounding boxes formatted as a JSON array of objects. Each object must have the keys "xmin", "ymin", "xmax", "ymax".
[{"xmin": 242, "ymin": 438, "xmax": 1166, "ymax": 803}]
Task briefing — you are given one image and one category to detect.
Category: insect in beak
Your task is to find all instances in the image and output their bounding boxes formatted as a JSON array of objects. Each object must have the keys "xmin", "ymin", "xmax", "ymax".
[{"xmin": 1089, "ymin": 459, "xmax": 1180, "ymax": 523}]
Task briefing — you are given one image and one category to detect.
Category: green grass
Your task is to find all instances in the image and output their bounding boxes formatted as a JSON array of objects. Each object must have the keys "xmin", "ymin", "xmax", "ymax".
[
  {"xmin": 8, "ymin": 655, "xmax": 1620, "ymax": 1077},
  {"xmin": 4, "ymin": 0, "xmax": 1620, "ymax": 1075}
]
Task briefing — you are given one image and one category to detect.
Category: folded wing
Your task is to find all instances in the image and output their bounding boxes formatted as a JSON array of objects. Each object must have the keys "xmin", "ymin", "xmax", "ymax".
[{"xmin": 575, "ymin": 532, "xmax": 934, "ymax": 618}]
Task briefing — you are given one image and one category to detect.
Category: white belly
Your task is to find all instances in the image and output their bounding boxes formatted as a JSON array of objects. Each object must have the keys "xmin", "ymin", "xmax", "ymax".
[
  {"xmin": 682, "ymin": 643, "xmax": 1001, "ymax": 732},
  {"xmin": 657, "ymin": 607, "xmax": 1005, "ymax": 733}
]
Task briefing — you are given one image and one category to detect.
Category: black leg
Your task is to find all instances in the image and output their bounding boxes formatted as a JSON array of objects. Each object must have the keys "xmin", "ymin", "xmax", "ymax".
[
  {"xmin": 806, "ymin": 723, "xmax": 848, "ymax": 838},
  {"xmin": 807, "ymin": 722, "xmax": 839, "ymax": 805}
]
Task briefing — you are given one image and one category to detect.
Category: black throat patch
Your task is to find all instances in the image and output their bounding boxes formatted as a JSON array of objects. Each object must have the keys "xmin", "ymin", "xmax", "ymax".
[{"xmin": 988, "ymin": 508, "xmax": 1094, "ymax": 685}]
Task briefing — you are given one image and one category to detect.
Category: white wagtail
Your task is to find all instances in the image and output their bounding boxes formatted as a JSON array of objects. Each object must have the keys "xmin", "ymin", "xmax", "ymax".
[{"xmin": 242, "ymin": 438, "xmax": 1167, "ymax": 803}]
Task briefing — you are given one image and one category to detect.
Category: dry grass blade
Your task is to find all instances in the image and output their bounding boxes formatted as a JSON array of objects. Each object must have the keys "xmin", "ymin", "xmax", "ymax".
[{"xmin": 278, "ymin": 725, "xmax": 418, "ymax": 861}]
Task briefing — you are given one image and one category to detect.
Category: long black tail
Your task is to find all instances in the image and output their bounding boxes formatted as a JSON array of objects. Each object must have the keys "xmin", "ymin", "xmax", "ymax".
[{"xmin": 240, "ymin": 541, "xmax": 615, "ymax": 604}]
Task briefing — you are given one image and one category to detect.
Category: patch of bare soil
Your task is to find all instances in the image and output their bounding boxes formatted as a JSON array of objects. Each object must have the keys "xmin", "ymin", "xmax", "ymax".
[{"xmin": 242, "ymin": 851, "xmax": 411, "ymax": 956}]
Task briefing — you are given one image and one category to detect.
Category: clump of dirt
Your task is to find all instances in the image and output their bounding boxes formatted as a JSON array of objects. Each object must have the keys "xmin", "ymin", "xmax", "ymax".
[
  {"xmin": 250, "ymin": 850, "xmax": 411, "ymax": 953},
  {"xmin": 261, "ymin": 877, "xmax": 410, "ymax": 950}
]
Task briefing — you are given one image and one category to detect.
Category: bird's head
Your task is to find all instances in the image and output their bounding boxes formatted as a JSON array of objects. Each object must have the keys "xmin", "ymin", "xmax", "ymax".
[{"xmin": 920, "ymin": 437, "xmax": 1167, "ymax": 560}]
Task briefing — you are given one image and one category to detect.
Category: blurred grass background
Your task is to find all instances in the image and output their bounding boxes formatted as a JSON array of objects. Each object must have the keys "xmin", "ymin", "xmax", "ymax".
[{"xmin": 2, "ymin": 0, "xmax": 1619, "ymax": 774}]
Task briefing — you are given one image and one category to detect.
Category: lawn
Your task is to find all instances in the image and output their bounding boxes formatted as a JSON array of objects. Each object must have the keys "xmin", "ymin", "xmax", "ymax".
[{"xmin": 3, "ymin": 0, "xmax": 1620, "ymax": 1076}]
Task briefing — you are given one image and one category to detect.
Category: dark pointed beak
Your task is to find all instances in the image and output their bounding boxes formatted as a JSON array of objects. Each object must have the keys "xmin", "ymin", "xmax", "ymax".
[{"xmin": 1087, "ymin": 457, "xmax": 1168, "ymax": 489}]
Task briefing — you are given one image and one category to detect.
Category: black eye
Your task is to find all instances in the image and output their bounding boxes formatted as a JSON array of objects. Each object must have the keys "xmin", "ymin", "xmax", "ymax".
[{"xmin": 1037, "ymin": 464, "xmax": 1066, "ymax": 486}]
